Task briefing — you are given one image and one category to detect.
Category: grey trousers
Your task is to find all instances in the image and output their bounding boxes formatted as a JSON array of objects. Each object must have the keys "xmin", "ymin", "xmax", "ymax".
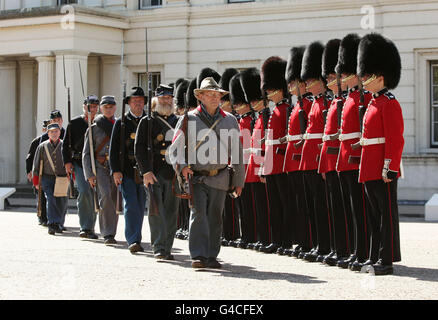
[
  {"xmin": 96, "ymin": 166, "xmax": 118, "ymax": 238},
  {"xmin": 189, "ymin": 183, "xmax": 227, "ymax": 259},
  {"xmin": 149, "ymin": 172, "xmax": 180, "ymax": 255}
]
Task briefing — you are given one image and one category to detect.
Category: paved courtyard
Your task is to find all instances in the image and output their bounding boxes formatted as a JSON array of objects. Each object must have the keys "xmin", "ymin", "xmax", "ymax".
[{"xmin": 1, "ymin": 209, "xmax": 437, "ymax": 300}]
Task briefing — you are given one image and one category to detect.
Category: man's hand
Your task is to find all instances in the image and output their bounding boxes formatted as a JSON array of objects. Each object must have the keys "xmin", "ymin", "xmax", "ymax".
[
  {"xmin": 235, "ymin": 187, "xmax": 243, "ymax": 197},
  {"xmin": 181, "ymin": 166, "xmax": 194, "ymax": 181},
  {"xmin": 65, "ymin": 162, "xmax": 74, "ymax": 175},
  {"xmin": 383, "ymin": 177, "xmax": 392, "ymax": 183},
  {"xmin": 143, "ymin": 172, "xmax": 158, "ymax": 187},
  {"xmin": 321, "ymin": 172, "xmax": 326, "ymax": 180},
  {"xmin": 27, "ymin": 172, "xmax": 32, "ymax": 182},
  {"xmin": 260, "ymin": 177, "xmax": 266, "ymax": 184},
  {"xmin": 113, "ymin": 172, "xmax": 123, "ymax": 186},
  {"xmin": 88, "ymin": 176, "xmax": 96, "ymax": 189}
]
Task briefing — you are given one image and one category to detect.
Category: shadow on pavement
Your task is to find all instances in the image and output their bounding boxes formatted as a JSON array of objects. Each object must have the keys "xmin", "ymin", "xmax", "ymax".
[{"xmin": 393, "ymin": 265, "xmax": 438, "ymax": 282}]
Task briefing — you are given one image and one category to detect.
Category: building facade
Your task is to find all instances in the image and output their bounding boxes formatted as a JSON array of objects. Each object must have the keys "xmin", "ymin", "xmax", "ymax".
[{"xmin": 0, "ymin": 0, "xmax": 437, "ymax": 203}]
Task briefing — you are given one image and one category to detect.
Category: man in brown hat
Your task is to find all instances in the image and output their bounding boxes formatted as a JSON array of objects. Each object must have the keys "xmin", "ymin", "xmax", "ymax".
[{"xmin": 169, "ymin": 76, "xmax": 245, "ymax": 269}]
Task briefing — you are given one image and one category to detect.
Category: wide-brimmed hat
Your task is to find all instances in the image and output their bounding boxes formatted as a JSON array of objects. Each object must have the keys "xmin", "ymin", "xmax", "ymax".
[
  {"xmin": 47, "ymin": 123, "xmax": 61, "ymax": 131},
  {"xmin": 194, "ymin": 77, "xmax": 229, "ymax": 99}
]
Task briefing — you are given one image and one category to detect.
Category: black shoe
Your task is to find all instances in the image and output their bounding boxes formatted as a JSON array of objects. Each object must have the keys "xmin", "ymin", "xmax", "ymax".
[
  {"xmin": 154, "ymin": 252, "xmax": 167, "ymax": 260},
  {"xmin": 323, "ymin": 253, "xmax": 339, "ymax": 266},
  {"xmin": 370, "ymin": 260, "xmax": 393, "ymax": 275},
  {"xmin": 260, "ymin": 243, "xmax": 279, "ymax": 254},
  {"xmin": 229, "ymin": 240, "xmax": 239, "ymax": 248},
  {"xmin": 246, "ymin": 243, "xmax": 255, "ymax": 250},
  {"xmin": 48, "ymin": 224, "xmax": 56, "ymax": 235},
  {"xmin": 54, "ymin": 224, "xmax": 63, "ymax": 234},
  {"xmin": 192, "ymin": 256, "xmax": 207, "ymax": 268},
  {"xmin": 238, "ymin": 240, "xmax": 248, "ymax": 249},
  {"xmin": 164, "ymin": 254, "xmax": 175, "ymax": 261},
  {"xmin": 298, "ymin": 248, "xmax": 312, "ymax": 259},
  {"xmin": 104, "ymin": 236, "xmax": 117, "ymax": 245},
  {"xmin": 337, "ymin": 254, "xmax": 356, "ymax": 269},
  {"xmin": 79, "ymin": 230, "xmax": 88, "ymax": 238},
  {"xmin": 128, "ymin": 242, "xmax": 144, "ymax": 254},
  {"xmin": 283, "ymin": 248, "xmax": 293, "ymax": 256},
  {"xmin": 255, "ymin": 242, "xmax": 264, "ymax": 251},
  {"xmin": 276, "ymin": 247, "xmax": 285, "ymax": 255},
  {"xmin": 207, "ymin": 257, "xmax": 222, "ymax": 269},
  {"xmin": 290, "ymin": 246, "xmax": 301, "ymax": 257},
  {"xmin": 350, "ymin": 259, "xmax": 366, "ymax": 272},
  {"xmin": 304, "ymin": 250, "xmax": 319, "ymax": 262},
  {"xmin": 221, "ymin": 239, "xmax": 229, "ymax": 246}
]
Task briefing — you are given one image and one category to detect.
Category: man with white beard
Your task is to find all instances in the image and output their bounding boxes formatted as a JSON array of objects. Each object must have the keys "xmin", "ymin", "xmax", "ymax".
[{"xmin": 135, "ymin": 84, "xmax": 180, "ymax": 260}]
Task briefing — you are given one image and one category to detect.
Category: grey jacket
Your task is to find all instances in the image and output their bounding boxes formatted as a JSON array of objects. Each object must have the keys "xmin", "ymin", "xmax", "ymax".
[
  {"xmin": 33, "ymin": 139, "xmax": 67, "ymax": 177},
  {"xmin": 169, "ymin": 106, "xmax": 244, "ymax": 191}
]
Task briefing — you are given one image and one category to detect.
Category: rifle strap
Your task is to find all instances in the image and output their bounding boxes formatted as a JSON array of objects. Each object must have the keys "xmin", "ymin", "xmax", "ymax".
[{"xmin": 94, "ymin": 136, "xmax": 110, "ymax": 158}]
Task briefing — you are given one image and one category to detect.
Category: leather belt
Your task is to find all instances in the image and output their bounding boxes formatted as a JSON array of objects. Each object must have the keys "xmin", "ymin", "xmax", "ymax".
[
  {"xmin": 360, "ymin": 137, "xmax": 386, "ymax": 146},
  {"xmin": 286, "ymin": 134, "xmax": 303, "ymax": 142},
  {"xmin": 339, "ymin": 132, "xmax": 361, "ymax": 141},
  {"xmin": 303, "ymin": 133, "xmax": 323, "ymax": 140},
  {"xmin": 265, "ymin": 139, "xmax": 286, "ymax": 146},
  {"xmin": 193, "ymin": 167, "xmax": 226, "ymax": 177}
]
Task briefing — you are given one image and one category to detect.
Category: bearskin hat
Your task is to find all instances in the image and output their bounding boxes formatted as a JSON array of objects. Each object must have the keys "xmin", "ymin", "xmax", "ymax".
[
  {"xmin": 335, "ymin": 33, "xmax": 361, "ymax": 75},
  {"xmin": 229, "ymin": 73, "xmax": 247, "ymax": 106},
  {"xmin": 357, "ymin": 33, "xmax": 401, "ymax": 90},
  {"xmin": 322, "ymin": 39, "xmax": 341, "ymax": 78},
  {"xmin": 174, "ymin": 78, "xmax": 186, "ymax": 91},
  {"xmin": 219, "ymin": 68, "xmax": 239, "ymax": 101},
  {"xmin": 261, "ymin": 56, "xmax": 287, "ymax": 94},
  {"xmin": 196, "ymin": 67, "xmax": 221, "ymax": 89},
  {"xmin": 240, "ymin": 67, "xmax": 263, "ymax": 103},
  {"xmin": 301, "ymin": 41, "xmax": 325, "ymax": 81},
  {"xmin": 186, "ymin": 78, "xmax": 198, "ymax": 109},
  {"xmin": 285, "ymin": 46, "xmax": 306, "ymax": 83},
  {"xmin": 174, "ymin": 79, "xmax": 190, "ymax": 108}
]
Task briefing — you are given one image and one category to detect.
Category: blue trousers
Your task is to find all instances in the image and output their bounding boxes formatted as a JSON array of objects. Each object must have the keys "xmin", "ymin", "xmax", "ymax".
[
  {"xmin": 121, "ymin": 177, "xmax": 147, "ymax": 246},
  {"xmin": 189, "ymin": 183, "xmax": 227, "ymax": 259},
  {"xmin": 74, "ymin": 162, "xmax": 96, "ymax": 232},
  {"xmin": 41, "ymin": 176, "xmax": 68, "ymax": 226},
  {"xmin": 149, "ymin": 172, "xmax": 180, "ymax": 255}
]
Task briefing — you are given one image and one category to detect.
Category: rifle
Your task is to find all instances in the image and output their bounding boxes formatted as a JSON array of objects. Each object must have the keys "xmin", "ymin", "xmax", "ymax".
[
  {"xmin": 279, "ymin": 92, "xmax": 293, "ymax": 144},
  {"xmin": 294, "ymin": 83, "xmax": 307, "ymax": 149},
  {"xmin": 116, "ymin": 35, "xmax": 126, "ymax": 215},
  {"xmin": 351, "ymin": 76, "xmax": 366, "ymax": 150},
  {"xmin": 79, "ymin": 61, "xmax": 100, "ymax": 214},
  {"xmin": 63, "ymin": 55, "xmax": 76, "ymax": 199},
  {"xmin": 145, "ymin": 28, "xmax": 160, "ymax": 216},
  {"xmin": 37, "ymin": 159, "xmax": 43, "ymax": 217},
  {"xmin": 324, "ymin": 74, "xmax": 343, "ymax": 142}
]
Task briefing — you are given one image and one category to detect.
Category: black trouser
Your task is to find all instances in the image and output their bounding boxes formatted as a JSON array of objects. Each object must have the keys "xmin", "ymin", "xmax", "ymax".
[
  {"xmin": 35, "ymin": 188, "xmax": 47, "ymax": 223},
  {"xmin": 266, "ymin": 173, "xmax": 290, "ymax": 248},
  {"xmin": 177, "ymin": 199, "xmax": 190, "ymax": 231},
  {"xmin": 287, "ymin": 171, "xmax": 312, "ymax": 250},
  {"xmin": 253, "ymin": 182, "xmax": 271, "ymax": 245},
  {"xmin": 222, "ymin": 195, "xmax": 241, "ymax": 241},
  {"xmin": 339, "ymin": 170, "xmax": 371, "ymax": 262},
  {"xmin": 302, "ymin": 170, "xmax": 331, "ymax": 254},
  {"xmin": 325, "ymin": 171, "xmax": 350, "ymax": 257},
  {"xmin": 240, "ymin": 183, "xmax": 258, "ymax": 243},
  {"xmin": 365, "ymin": 179, "xmax": 401, "ymax": 264}
]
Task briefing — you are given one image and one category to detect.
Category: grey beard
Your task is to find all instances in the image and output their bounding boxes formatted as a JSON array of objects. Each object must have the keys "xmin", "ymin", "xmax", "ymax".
[{"xmin": 156, "ymin": 103, "xmax": 174, "ymax": 116}]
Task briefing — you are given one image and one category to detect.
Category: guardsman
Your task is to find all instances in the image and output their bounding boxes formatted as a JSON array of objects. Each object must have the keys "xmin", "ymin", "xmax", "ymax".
[
  {"xmin": 174, "ymin": 79, "xmax": 191, "ymax": 239},
  {"xmin": 82, "ymin": 96, "xmax": 119, "ymax": 245},
  {"xmin": 63, "ymin": 97, "xmax": 99, "ymax": 239},
  {"xmin": 299, "ymin": 42, "xmax": 332, "ymax": 262},
  {"xmin": 259, "ymin": 56, "xmax": 290, "ymax": 255},
  {"xmin": 169, "ymin": 77, "xmax": 245, "ymax": 269},
  {"xmin": 219, "ymin": 68, "xmax": 242, "ymax": 247},
  {"xmin": 283, "ymin": 46, "xmax": 314, "ymax": 258},
  {"xmin": 240, "ymin": 68, "xmax": 272, "ymax": 252},
  {"xmin": 26, "ymin": 119, "xmax": 49, "ymax": 226},
  {"xmin": 229, "ymin": 72, "xmax": 257, "ymax": 250},
  {"xmin": 135, "ymin": 84, "xmax": 180, "ymax": 260},
  {"xmin": 318, "ymin": 39, "xmax": 350, "ymax": 266},
  {"xmin": 33, "ymin": 123, "xmax": 68, "ymax": 235},
  {"xmin": 358, "ymin": 33, "xmax": 403, "ymax": 276},
  {"xmin": 335, "ymin": 34, "xmax": 373, "ymax": 270},
  {"xmin": 109, "ymin": 87, "xmax": 147, "ymax": 254}
]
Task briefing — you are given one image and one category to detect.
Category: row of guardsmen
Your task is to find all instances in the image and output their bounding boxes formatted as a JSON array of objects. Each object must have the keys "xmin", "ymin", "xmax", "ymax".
[{"xmin": 26, "ymin": 31, "xmax": 403, "ymax": 275}]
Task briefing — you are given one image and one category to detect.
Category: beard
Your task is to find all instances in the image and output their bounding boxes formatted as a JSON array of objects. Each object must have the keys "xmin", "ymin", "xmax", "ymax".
[{"xmin": 156, "ymin": 101, "xmax": 174, "ymax": 116}]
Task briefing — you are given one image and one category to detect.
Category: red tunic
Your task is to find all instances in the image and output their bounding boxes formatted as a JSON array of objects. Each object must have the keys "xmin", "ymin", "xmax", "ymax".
[
  {"xmin": 284, "ymin": 95, "xmax": 313, "ymax": 172},
  {"xmin": 262, "ymin": 102, "xmax": 289, "ymax": 176},
  {"xmin": 336, "ymin": 88, "xmax": 372, "ymax": 172},
  {"xmin": 318, "ymin": 95, "xmax": 345, "ymax": 174},
  {"xmin": 246, "ymin": 112, "xmax": 265, "ymax": 183},
  {"xmin": 299, "ymin": 95, "xmax": 326, "ymax": 171},
  {"xmin": 359, "ymin": 91, "xmax": 404, "ymax": 183},
  {"xmin": 239, "ymin": 113, "xmax": 253, "ymax": 181}
]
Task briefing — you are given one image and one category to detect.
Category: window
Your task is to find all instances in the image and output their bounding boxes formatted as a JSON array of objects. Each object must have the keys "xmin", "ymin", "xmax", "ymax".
[
  {"xmin": 228, "ymin": 0, "xmax": 255, "ymax": 3},
  {"xmin": 431, "ymin": 62, "xmax": 438, "ymax": 146},
  {"xmin": 138, "ymin": 72, "xmax": 161, "ymax": 96},
  {"xmin": 140, "ymin": 0, "xmax": 162, "ymax": 9},
  {"xmin": 57, "ymin": 0, "xmax": 78, "ymax": 5}
]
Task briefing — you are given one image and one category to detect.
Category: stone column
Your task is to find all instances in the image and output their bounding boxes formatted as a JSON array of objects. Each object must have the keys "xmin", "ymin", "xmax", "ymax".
[
  {"xmin": 32, "ymin": 53, "xmax": 55, "ymax": 133},
  {"xmin": 55, "ymin": 51, "xmax": 89, "ymax": 122}
]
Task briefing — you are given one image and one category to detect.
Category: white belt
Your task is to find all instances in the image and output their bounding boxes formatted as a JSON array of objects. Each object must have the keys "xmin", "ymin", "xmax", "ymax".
[
  {"xmin": 245, "ymin": 148, "xmax": 263, "ymax": 155},
  {"xmin": 303, "ymin": 133, "xmax": 323, "ymax": 140},
  {"xmin": 338, "ymin": 132, "xmax": 361, "ymax": 141},
  {"xmin": 265, "ymin": 139, "xmax": 285, "ymax": 146},
  {"xmin": 360, "ymin": 137, "xmax": 386, "ymax": 146},
  {"xmin": 287, "ymin": 134, "xmax": 303, "ymax": 142},
  {"xmin": 322, "ymin": 135, "xmax": 332, "ymax": 142}
]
